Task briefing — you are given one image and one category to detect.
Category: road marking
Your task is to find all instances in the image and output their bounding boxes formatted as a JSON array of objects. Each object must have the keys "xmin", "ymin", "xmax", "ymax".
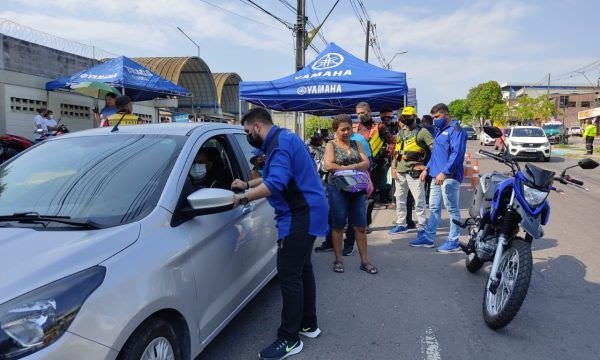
[{"xmin": 421, "ymin": 326, "xmax": 442, "ymax": 360}]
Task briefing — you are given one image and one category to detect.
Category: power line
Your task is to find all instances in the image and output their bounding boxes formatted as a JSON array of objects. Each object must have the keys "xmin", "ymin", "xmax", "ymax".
[
  {"xmin": 240, "ymin": 0, "xmax": 294, "ymax": 29},
  {"xmin": 278, "ymin": 0, "xmax": 328, "ymax": 46},
  {"xmin": 197, "ymin": 0, "xmax": 281, "ymax": 29}
]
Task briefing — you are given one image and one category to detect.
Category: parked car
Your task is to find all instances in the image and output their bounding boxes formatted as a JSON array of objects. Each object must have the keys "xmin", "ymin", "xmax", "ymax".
[
  {"xmin": 480, "ymin": 130, "xmax": 495, "ymax": 146},
  {"xmin": 506, "ymin": 126, "xmax": 551, "ymax": 162},
  {"xmin": 542, "ymin": 122, "xmax": 568, "ymax": 144},
  {"xmin": 462, "ymin": 125, "xmax": 477, "ymax": 140},
  {"xmin": 569, "ymin": 126, "xmax": 583, "ymax": 136},
  {"xmin": 0, "ymin": 123, "xmax": 278, "ymax": 359}
]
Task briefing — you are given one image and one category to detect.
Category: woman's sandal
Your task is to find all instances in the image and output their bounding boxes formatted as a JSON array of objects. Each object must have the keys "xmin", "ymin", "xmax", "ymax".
[
  {"xmin": 333, "ymin": 261, "xmax": 345, "ymax": 273},
  {"xmin": 360, "ymin": 262, "xmax": 378, "ymax": 275}
]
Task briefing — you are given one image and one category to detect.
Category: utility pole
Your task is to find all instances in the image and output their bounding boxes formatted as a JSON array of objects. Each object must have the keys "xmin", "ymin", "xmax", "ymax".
[
  {"xmin": 364, "ymin": 20, "xmax": 370, "ymax": 62},
  {"xmin": 294, "ymin": 0, "xmax": 306, "ymax": 136},
  {"xmin": 295, "ymin": 0, "xmax": 306, "ymax": 72}
]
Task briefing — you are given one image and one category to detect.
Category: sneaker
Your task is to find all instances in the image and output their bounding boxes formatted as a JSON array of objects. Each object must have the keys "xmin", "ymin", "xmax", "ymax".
[
  {"xmin": 314, "ymin": 241, "xmax": 333, "ymax": 252},
  {"xmin": 299, "ymin": 326, "xmax": 322, "ymax": 338},
  {"xmin": 388, "ymin": 225, "xmax": 409, "ymax": 235},
  {"xmin": 437, "ymin": 240, "xmax": 461, "ymax": 253},
  {"xmin": 258, "ymin": 338, "xmax": 303, "ymax": 360},
  {"xmin": 342, "ymin": 246, "xmax": 355, "ymax": 256},
  {"xmin": 409, "ymin": 233, "xmax": 434, "ymax": 248}
]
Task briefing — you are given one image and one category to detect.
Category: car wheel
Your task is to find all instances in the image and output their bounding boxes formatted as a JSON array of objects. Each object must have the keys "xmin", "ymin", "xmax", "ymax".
[
  {"xmin": 544, "ymin": 156, "xmax": 550, "ymax": 162},
  {"xmin": 118, "ymin": 318, "xmax": 183, "ymax": 360}
]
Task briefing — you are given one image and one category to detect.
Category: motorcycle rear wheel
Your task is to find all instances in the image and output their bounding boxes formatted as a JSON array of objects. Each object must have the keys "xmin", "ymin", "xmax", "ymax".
[{"xmin": 482, "ymin": 238, "xmax": 532, "ymax": 329}]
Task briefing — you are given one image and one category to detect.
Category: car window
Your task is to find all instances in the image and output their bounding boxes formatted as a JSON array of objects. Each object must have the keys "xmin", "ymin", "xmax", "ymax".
[
  {"xmin": 0, "ymin": 135, "xmax": 185, "ymax": 228},
  {"xmin": 187, "ymin": 135, "xmax": 243, "ymax": 190},
  {"xmin": 233, "ymin": 133, "xmax": 264, "ymax": 180},
  {"xmin": 512, "ymin": 128, "xmax": 545, "ymax": 137}
]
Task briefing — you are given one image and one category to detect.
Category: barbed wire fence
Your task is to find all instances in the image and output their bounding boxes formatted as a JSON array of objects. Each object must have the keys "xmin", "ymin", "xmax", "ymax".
[{"xmin": 0, "ymin": 17, "xmax": 117, "ymax": 60}]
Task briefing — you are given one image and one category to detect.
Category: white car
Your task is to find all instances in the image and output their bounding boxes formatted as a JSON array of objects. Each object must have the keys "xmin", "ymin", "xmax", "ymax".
[
  {"xmin": 0, "ymin": 123, "xmax": 277, "ymax": 359},
  {"xmin": 506, "ymin": 126, "xmax": 551, "ymax": 162},
  {"xmin": 569, "ymin": 126, "xmax": 583, "ymax": 136},
  {"xmin": 480, "ymin": 131, "xmax": 495, "ymax": 146}
]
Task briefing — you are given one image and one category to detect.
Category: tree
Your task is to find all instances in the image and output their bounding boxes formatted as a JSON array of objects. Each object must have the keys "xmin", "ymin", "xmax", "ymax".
[
  {"xmin": 490, "ymin": 102, "xmax": 509, "ymax": 127},
  {"xmin": 512, "ymin": 95, "xmax": 554, "ymax": 125},
  {"xmin": 304, "ymin": 115, "xmax": 332, "ymax": 139},
  {"xmin": 465, "ymin": 81, "xmax": 504, "ymax": 127},
  {"xmin": 448, "ymin": 99, "xmax": 470, "ymax": 121}
]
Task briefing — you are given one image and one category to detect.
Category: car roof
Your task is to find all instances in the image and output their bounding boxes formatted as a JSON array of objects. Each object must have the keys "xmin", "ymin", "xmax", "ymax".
[
  {"xmin": 511, "ymin": 126, "xmax": 543, "ymax": 129},
  {"xmin": 58, "ymin": 122, "xmax": 244, "ymax": 138}
]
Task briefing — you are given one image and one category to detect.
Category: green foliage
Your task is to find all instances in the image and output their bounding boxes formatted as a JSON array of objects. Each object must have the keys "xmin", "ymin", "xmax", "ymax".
[
  {"xmin": 512, "ymin": 95, "xmax": 554, "ymax": 123},
  {"xmin": 490, "ymin": 102, "xmax": 509, "ymax": 126},
  {"xmin": 465, "ymin": 81, "xmax": 503, "ymax": 124},
  {"xmin": 448, "ymin": 99, "xmax": 470, "ymax": 121},
  {"xmin": 304, "ymin": 115, "xmax": 332, "ymax": 139}
]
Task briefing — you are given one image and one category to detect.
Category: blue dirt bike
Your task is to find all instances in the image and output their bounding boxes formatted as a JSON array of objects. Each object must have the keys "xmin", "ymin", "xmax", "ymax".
[{"xmin": 458, "ymin": 127, "xmax": 599, "ymax": 329}]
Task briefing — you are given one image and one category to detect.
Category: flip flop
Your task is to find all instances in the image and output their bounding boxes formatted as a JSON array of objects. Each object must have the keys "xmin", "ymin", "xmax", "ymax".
[{"xmin": 333, "ymin": 261, "xmax": 344, "ymax": 273}]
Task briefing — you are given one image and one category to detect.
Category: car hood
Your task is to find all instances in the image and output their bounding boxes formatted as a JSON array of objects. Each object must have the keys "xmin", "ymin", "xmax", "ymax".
[
  {"xmin": 0, "ymin": 223, "xmax": 140, "ymax": 304},
  {"xmin": 510, "ymin": 136, "xmax": 548, "ymax": 143}
]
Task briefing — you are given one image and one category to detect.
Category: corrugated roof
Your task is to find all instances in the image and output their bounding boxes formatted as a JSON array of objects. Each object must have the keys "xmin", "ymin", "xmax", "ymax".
[
  {"xmin": 212, "ymin": 72, "xmax": 243, "ymax": 114},
  {"xmin": 133, "ymin": 57, "xmax": 217, "ymax": 112}
]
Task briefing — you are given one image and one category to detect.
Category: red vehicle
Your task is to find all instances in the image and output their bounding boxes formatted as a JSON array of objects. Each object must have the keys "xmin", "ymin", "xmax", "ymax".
[
  {"xmin": 0, "ymin": 134, "xmax": 34, "ymax": 163},
  {"xmin": 494, "ymin": 127, "xmax": 511, "ymax": 151}
]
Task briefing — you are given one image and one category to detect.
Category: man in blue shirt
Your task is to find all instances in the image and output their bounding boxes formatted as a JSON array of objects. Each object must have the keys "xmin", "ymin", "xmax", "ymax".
[
  {"xmin": 410, "ymin": 103, "xmax": 467, "ymax": 252},
  {"xmin": 232, "ymin": 107, "xmax": 329, "ymax": 360}
]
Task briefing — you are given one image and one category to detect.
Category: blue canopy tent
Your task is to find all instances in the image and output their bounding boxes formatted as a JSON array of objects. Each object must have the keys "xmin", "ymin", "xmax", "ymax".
[
  {"xmin": 45, "ymin": 56, "xmax": 191, "ymax": 101},
  {"xmin": 239, "ymin": 43, "xmax": 408, "ymax": 115}
]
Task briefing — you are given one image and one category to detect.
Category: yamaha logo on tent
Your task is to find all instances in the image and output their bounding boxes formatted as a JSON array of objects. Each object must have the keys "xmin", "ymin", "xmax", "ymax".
[{"xmin": 312, "ymin": 53, "xmax": 344, "ymax": 70}]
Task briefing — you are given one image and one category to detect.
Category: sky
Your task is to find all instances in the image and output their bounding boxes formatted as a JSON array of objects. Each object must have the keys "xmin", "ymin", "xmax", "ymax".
[{"xmin": 2, "ymin": 0, "xmax": 600, "ymax": 115}]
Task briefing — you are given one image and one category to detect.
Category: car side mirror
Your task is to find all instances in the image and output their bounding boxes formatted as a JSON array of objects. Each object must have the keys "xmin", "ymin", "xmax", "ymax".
[
  {"xmin": 483, "ymin": 126, "xmax": 503, "ymax": 139},
  {"xmin": 578, "ymin": 158, "xmax": 599, "ymax": 170},
  {"xmin": 186, "ymin": 188, "xmax": 235, "ymax": 215}
]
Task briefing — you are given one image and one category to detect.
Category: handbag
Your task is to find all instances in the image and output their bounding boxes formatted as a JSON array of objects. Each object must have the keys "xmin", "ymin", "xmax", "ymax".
[{"xmin": 330, "ymin": 169, "xmax": 369, "ymax": 193}]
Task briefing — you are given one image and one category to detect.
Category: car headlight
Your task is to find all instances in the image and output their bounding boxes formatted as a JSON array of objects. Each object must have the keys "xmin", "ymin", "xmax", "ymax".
[
  {"xmin": 523, "ymin": 184, "xmax": 548, "ymax": 207},
  {"xmin": 0, "ymin": 266, "xmax": 105, "ymax": 359},
  {"xmin": 544, "ymin": 142, "xmax": 550, "ymax": 147},
  {"xmin": 510, "ymin": 141, "xmax": 522, "ymax": 146}
]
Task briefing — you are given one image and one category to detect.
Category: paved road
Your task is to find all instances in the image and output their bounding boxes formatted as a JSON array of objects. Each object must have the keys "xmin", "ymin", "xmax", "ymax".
[{"xmin": 200, "ymin": 141, "xmax": 600, "ymax": 360}]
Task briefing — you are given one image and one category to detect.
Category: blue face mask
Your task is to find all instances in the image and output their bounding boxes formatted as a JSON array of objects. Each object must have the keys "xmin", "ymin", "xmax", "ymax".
[{"xmin": 433, "ymin": 117, "xmax": 447, "ymax": 129}]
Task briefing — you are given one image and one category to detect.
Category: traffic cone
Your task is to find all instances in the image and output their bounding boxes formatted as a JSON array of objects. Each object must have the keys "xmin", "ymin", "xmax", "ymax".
[
  {"xmin": 471, "ymin": 159, "xmax": 480, "ymax": 191},
  {"xmin": 464, "ymin": 151, "xmax": 473, "ymax": 188}
]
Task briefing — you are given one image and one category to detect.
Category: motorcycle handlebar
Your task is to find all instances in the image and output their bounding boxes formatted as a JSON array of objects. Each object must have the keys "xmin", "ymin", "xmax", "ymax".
[
  {"xmin": 478, "ymin": 149, "xmax": 504, "ymax": 162},
  {"xmin": 566, "ymin": 176, "xmax": 584, "ymax": 186}
]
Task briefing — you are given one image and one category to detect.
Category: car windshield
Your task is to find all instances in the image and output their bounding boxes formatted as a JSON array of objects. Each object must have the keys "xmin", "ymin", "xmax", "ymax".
[
  {"xmin": 0, "ymin": 134, "xmax": 185, "ymax": 228},
  {"xmin": 462, "ymin": 126, "xmax": 475, "ymax": 132},
  {"xmin": 512, "ymin": 128, "xmax": 545, "ymax": 137}
]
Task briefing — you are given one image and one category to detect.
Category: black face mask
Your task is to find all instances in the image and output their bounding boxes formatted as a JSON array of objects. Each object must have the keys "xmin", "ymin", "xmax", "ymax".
[
  {"xmin": 358, "ymin": 114, "xmax": 372, "ymax": 124},
  {"xmin": 403, "ymin": 118, "xmax": 415, "ymax": 127},
  {"xmin": 246, "ymin": 128, "xmax": 263, "ymax": 149}
]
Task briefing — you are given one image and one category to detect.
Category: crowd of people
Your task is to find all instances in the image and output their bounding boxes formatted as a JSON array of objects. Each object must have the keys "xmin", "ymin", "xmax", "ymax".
[{"xmin": 229, "ymin": 103, "xmax": 467, "ymax": 359}]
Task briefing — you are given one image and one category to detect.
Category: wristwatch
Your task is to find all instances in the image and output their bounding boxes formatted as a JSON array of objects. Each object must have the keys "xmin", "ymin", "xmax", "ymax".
[{"xmin": 239, "ymin": 195, "xmax": 249, "ymax": 206}]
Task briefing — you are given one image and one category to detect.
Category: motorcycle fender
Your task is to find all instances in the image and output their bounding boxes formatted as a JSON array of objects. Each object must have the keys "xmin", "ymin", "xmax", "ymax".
[{"xmin": 514, "ymin": 201, "xmax": 543, "ymax": 239}]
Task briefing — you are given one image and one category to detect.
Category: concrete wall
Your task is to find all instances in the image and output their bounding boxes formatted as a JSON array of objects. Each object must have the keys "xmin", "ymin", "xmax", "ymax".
[
  {"xmin": 2, "ymin": 34, "xmax": 97, "ymax": 79},
  {"xmin": 0, "ymin": 35, "xmax": 157, "ymax": 138}
]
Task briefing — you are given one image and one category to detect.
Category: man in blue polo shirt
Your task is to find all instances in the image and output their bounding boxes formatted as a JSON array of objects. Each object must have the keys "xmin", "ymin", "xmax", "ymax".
[
  {"xmin": 232, "ymin": 107, "xmax": 329, "ymax": 360},
  {"xmin": 410, "ymin": 103, "xmax": 467, "ymax": 252}
]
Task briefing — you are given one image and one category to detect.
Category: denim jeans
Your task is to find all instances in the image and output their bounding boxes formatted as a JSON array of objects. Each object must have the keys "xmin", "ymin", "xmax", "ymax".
[{"xmin": 422, "ymin": 178, "xmax": 461, "ymax": 243}]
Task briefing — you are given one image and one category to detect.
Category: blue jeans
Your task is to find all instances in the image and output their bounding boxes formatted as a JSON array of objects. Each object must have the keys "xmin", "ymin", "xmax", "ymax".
[
  {"xmin": 327, "ymin": 184, "xmax": 367, "ymax": 229},
  {"xmin": 422, "ymin": 178, "xmax": 461, "ymax": 243}
]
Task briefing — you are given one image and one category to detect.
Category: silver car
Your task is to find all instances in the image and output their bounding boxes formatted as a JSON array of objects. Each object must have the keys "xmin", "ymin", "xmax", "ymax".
[{"xmin": 0, "ymin": 123, "xmax": 277, "ymax": 359}]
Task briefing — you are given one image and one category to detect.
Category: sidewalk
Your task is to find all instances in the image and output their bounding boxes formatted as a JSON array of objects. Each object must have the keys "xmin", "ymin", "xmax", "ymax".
[{"xmin": 552, "ymin": 137, "xmax": 600, "ymax": 159}]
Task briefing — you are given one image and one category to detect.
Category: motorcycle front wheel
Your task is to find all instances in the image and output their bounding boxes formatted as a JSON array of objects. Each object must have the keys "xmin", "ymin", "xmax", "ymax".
[{"xmin": 482, "ymin": 238, "xmax": 532, "ymax": 329}]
